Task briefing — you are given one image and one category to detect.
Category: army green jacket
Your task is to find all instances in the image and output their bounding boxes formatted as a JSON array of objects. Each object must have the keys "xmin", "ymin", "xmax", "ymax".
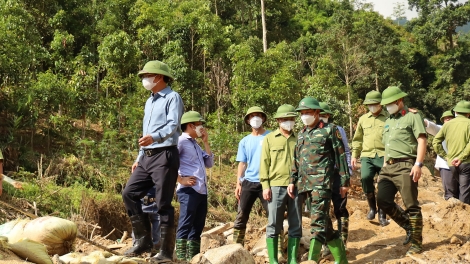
[
  {"xmin": 290, "ymin": 121, "xmax": 351, "ymax": 193},
  {"xmin": 433, "ymin": 115, "xmax": 470, "ymax": 166}
]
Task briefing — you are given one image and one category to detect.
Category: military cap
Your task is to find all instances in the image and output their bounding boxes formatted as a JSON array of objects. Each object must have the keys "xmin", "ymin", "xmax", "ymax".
[
  {"xmin": 381, "ymin": 86, "xmax": 408, "ymax": 105},
  {"xmin": 295, "ymin": 97, "xmax": 322, "ymax": 111},
  {"xmin": 273, "ymin": 104, "xmax": 297, "ymax": 118},
  {"xmin": 181, "ymin": 111, "xmax": 205, "ymax": 125},
  {"xmin": 138, "ymin": 60, "xmax": 175, "ymax": 81},
  {"xmin": 363, "ymin": 91, "xmax": 382, "ymax": 105},
  {"xmin": 453, "ymin": 100, "xmax": 470, "ymax": 114},
  {"xmin": 319, "ymin": 102, "xmax": 333, "ymax": 115},
  {"xmin": 244, "ymin": 106, "xmax": 267, "ymax": 125},
  {"xmin": 440, "ymin": 110, "xmax": 453, "ymax": 123}
]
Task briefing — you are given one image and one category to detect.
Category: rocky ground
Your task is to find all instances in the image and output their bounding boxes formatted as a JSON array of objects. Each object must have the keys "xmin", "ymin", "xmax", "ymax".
[{"xmin": 2, "ymin": 166, "xmax": 470, "ymax": 263}]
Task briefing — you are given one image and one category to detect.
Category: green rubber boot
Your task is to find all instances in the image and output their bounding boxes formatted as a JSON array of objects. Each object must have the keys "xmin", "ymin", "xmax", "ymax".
[
  {"xmin": 233, "ymin": 228, "xmax": 246, "ymax": 245},
  {"xmin": 327, "ymin": 238, "xmax": 348, "ymax": 264},
  {"xmin": 187, "ymin": 240, "xmax": 201, "ymax": 261},
  {"xmin": 307, "ymin": 238, "xmax": 323, "ymax": 262},
  {"xmin": 175, "ymin": 239, "xmax": 187, "ymax": 261},
  {"xmin": 287, "ymin": 237, "xmax": 300, "ymax": 264},
  {"xmin": 266, "ymin": 237, "xmax": 279, "ymax": 264},
  {"xmin": 406, "ymin": 214, "xmax": 423, "ymax": 256}
]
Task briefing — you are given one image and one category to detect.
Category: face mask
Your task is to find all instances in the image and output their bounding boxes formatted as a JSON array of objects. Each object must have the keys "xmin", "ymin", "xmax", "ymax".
[
  {"xmin": 142, "ymin": 76, "xmax": 161, "ymax": 90},
  {"xmin": 280, "ymin": 120, "xmax": 295, "ymax": 131},
  {"xmin": 386, "ymin": 103, "xmax": 399, "ymax": 114},
  {"xmin": 319, "ymin": 117, "xmax": 328, "ymax": 123},
  {"xmin": 249, "ymin": 116, "xmax": 263, "ymax": 129},
  {"xmin": 368, "ymin": 105, "xmax": 381, "ymax": 114},
  {"xmin": 195, "ymin": 125, "xmax": 203, "ymax": 138},
  {"xmin": 301, "ymin": 114, "xmax": 316, "ymax": 126}
]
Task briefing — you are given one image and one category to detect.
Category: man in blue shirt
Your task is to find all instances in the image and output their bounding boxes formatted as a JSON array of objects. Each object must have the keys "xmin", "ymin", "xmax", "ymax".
[
  {"xmin": 175, "ymin": 111, "xmax": 213, "ymax": 261},
  {"xmin": 233, "ymin": 106, "xmax": 270, "ymax": 246},
  {"xmin": 122, "ymin": 60, "xmax": 184, "ymax": 260}
]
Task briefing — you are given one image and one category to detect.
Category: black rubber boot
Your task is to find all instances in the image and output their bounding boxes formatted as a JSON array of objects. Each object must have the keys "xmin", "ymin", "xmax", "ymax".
[
  {"xmin": 124, "ymin": 214, "xmax": 153, "ymax": 257},
  {"xmin": 378, "ymin": 209, "xmax": 390, "ymax": 227},
  {"xmin": 365, "ymin": 193, "xmax": 377, "ymax": 220},
  {"xmin": 152, "ymin": 225, "xmax": 176, "ymax": 263}
]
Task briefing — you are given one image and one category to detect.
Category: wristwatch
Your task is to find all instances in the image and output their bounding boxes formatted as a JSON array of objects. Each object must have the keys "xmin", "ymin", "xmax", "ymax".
[{"xmin": 414, "ymin": 162, "xmax": 423, "ymax": 167}]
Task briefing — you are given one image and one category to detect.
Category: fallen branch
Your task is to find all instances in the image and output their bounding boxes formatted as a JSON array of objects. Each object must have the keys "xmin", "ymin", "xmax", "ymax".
[
  {"xmin": 103, "ymin": 228, "xmax": 116, "ymax": 240},
  {"xmin": 2, "ymin": 174, "xmax": 23, "ymax": 189}
]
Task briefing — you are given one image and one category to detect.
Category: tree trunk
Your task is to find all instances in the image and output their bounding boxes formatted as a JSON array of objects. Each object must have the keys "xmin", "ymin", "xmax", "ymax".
[
  {"xmin": 346, "ymin": 82, "xmax": 353, "ymax": 139},
  {"xmin": 261, "ymin": 0, "xmax": 267, "ymax": 53},
  {"xmin": 375, "ymin": 70, "xmax": 379, "ymax": 91}
]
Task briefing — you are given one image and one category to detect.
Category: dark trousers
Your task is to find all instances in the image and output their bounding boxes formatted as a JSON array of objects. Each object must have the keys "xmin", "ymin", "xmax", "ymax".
[
  {"xmin": 360, "ymin": 155, "xmax": 384, "ymax": 194},
  {"xmin": 439, "ymin": 168, "xmax": 459, "ymax": 200},
  {"xmin": 377, "ymin": 161, "xmax": 421, "ymax": 217},
  {"xmin": 450, "ymin": 164, "xmax": 470, "ymax": 204},
  {"xmin": 234, "ymin": 180, "xmax": 268, "ymax": 230},
  {"xmin": 332, "ymin": 173, "xmax": 349, "ymax": 220},
  {"xmin": 176, "ymin": 187, "xmax": 207, "ymax": 240},
  {"xmin": 122, "ymin": 147, "xmax": 179, "ymax": 226}
]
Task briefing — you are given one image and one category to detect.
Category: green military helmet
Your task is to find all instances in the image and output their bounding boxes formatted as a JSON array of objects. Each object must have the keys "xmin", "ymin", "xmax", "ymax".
[
  {"xmin": 363, "ymin": 91, "xmax": 382, "ymax": 105},
  {"xmin": 273, "ymin": 104, "xmax": 297, "ymax": 118},
  {"xmin": 319, "ymin": 102, "xmax": 333, "ymax": 115},
  {"xmin": 295, "ymin": 97, "xmax": 322, "ymax": 111},
  {"xmin": 380, "ymin": 86, "xmax": 408, "ymax": 105},
  {"xmin": 181, "ymin": 111, "xmax": 205, "ymax": 125},
  {"xmin": 138, "ymin": 60, "xmax": 175, "ymax": 81},
  {"xmin": 453, "ymin": 100, "xmax": 470, "ymax": 114},
  {"xmin": 244, "ymin": 106, "xmax": 267, "ymax": 125},
  {"xmin": 440, "ymin": 110, "xmax": 454, "ymax": 123}
]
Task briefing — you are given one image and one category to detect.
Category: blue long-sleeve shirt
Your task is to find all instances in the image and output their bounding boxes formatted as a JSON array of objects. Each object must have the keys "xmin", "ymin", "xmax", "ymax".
[
  {"xmin": 337, "ymin": 125, "xmax": 353, "ymax": 175},
  {"xmin": 136, "ymin": 86, "xmax": 184, "ymax": 162},
  {"xmin": 177, "ymin": 133, "xmax": 214, "ymax": 194}
]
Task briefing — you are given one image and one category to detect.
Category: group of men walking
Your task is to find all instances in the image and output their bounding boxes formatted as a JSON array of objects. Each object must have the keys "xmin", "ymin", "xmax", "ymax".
[{"xmin": 120, "ymin": 59, "xmax": 470, "ymax": 263}]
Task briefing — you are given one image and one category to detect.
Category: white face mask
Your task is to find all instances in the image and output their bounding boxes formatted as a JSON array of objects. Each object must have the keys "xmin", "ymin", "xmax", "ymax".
[
  {"xmin": 319, "ymin": 117, "xmax": 328, "ymax": 123},
  {"xmin": 386, "ymin": 103, "xmax": 399, "ymax": 114},
  {"xmin": 368, "ymin": 105, "xmax": 381, "ymax": 114},
  {"xmin": 280, "ymin": 120, "xmax": 295, "ymax": 131},
  {"xmin": 249, "ymin": 116, "xmax": 263, "ymax": 129},
  {"xmin": 301, "ymin": 114, "xmax": 316, "ymax": 126},
  {"xmin": 142, "ymin": 76, "xmax": 161, "ymax": 90},
  {"xmin": 195, "ymin": 125, "xmax": 204, "ymax": 138}
]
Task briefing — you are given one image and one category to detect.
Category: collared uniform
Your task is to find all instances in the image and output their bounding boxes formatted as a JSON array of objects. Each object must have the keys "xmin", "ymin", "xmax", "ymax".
[
  {"xmin": 290, "ymin": 121, "xmax": 350, "ymax": 243},
  {"xmin": 433, "ymin": 115, "xmax": 470, "ymax": 204},
  {"xmin": 122, "ymin": 86, "xmax": 184, "ymax": 226},
  {"xmin": 425, "ymin": 120, "xmax": 458, "ymax": 200},
  {"xmin": 352, "ymin": 109, "xmax": 389, "ymax": 194},
  {"xmin": 260, "ymin": 129, "xmax": 302, "ymax": 238},
  {"xmin": 176, "ymin": 133, "xmax": 214, "ymax": 240},
  {"xmin": 376, "ymin": 107, "xmax": 426, "ymax": 233}
]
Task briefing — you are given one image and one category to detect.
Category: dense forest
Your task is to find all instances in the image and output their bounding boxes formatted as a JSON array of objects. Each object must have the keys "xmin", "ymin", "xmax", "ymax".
[{"xmin": 1, "ymin": 0, "xmax": 470, "ymax": 194}]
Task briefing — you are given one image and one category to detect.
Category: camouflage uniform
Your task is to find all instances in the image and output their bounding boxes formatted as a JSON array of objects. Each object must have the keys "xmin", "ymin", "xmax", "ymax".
[{"xmin": 290, "ymin": 97, "xmax": 350, "ymax": 264}]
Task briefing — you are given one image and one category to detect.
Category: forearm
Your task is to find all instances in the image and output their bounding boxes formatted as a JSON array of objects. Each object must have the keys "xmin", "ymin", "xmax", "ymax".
[
  {"xmin": 237, "ymin": 162, "xmax": 247, "ymax": 184},
  {"xmin": 416, "ymin": 136, "xmax": 427, "ymax": 163}
]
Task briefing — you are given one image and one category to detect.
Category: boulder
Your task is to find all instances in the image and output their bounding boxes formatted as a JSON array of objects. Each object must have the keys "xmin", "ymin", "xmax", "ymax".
[{"xmin": 194, "ymin": 244, "xmax": 255, "ymax": 264}]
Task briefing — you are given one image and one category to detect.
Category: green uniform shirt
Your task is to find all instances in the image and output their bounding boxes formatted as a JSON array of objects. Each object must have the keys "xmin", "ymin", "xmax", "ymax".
[
  {"xmin": 351, "ymin": 109, "xmax": 389, "ymax": 158},
  {"xmin": 383, "ymin": 107, "xmax": 426, "ymax": 161},
  {"xmin": 433, "ymin": 115, "xmax": 470, "ymax": 166},
  {"xmin": 290, "ymin": 122, "xmax": 351, "ymax": 193},
  {"xmin": 259, "ymin": 129, "xmax": 296, "ymax": 189}
]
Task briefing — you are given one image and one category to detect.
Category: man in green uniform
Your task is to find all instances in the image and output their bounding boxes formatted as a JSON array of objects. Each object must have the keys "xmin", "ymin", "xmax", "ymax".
[
  {"xmin": 351, "ymin": 91, "xmax": 390, "ymax": 226},
  {"xmin": 287, "ymin": 97, "xmax": 350, "ymax": 264},
  {"xmin": 376, "ymin": 86, "xmax": 427, "ymax": 256},
  {"xmin": 433, "ymin": 100, "xmax": 470, "ymax": 204},
  {"xmin": 260, "ymin": 104, "xmax": 301, "ymax": 264}
]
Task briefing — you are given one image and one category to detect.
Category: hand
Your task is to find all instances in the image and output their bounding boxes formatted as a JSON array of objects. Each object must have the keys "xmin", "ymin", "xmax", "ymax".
[
  {"xmin": 451, "ymin": 158, "xmax": 462, "ymax": 167},
  {"xmin": 200, "ymin": 128, "xmax": 209, "ymax": 143},
  {"xmin": 235, "ymin": 182, "xmax": 242, "ymax": 201},
  {"xmin": 351, "ymin": 157, "xmax": 357, "ymax": 171},
  {"xmin": 180, "ymin": 176, "xmax": 197, "ymax": 186},
  {"xmin": 139, "ymin": 135, "xmax": 154, "ymax": 147},
  {"xmin": 131, "ymin": 162, "xmax": 139, "ymax": 173},
  {"xmin": 410, "ymin": 165, "xmax": 422, "ymax": 182},
  {"xmin": 408, "ymin": 108, "xmax": 419, "ymax": 113},
  {"xmin": 263, "ymin": 188, "xmax": 272, "ymax": 202},
  {"xmin": 287, "ymin": 184, "xmax": 295, "ymax": 199},
  {"xmin": 340, "ymin": 187, "xmax": 349, "ymax": 198}
]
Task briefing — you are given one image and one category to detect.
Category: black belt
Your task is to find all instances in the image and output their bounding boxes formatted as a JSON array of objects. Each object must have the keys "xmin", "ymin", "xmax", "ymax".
[
  {"xmin": 386, "ymin": 158, "xmax": 414, "ymax": 165},
  {"xmin": 143, "ymin": 146, "xmax": 176, "ymax": 157}
]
